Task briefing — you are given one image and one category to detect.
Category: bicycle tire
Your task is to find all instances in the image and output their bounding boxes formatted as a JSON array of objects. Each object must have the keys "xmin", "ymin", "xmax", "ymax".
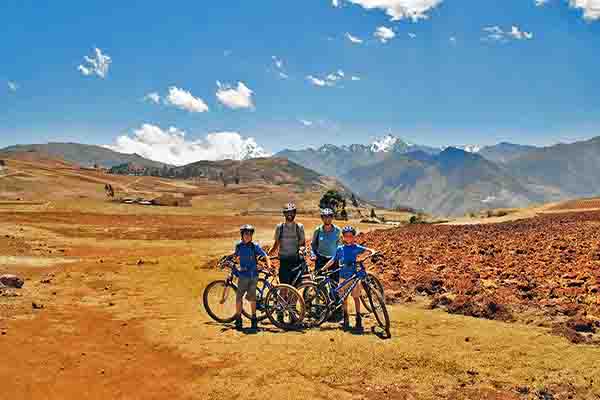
[
  {"xmin": 242, "ymin": 278, "xmax": 269, "ymax": 322},
  {"xmin": 203, "ymin": 280, "xmax": 238, "ymax": 323},
  {"xmin": 365, "ymin": 286, "xmax": 391, "ymax": 336},
  {"xmin": 361, "ymin": 273, "xmax": 385, "ymax": 313},
  {"xmin": 265, "ymin": 284, "xmax": 306, "ymax": 330},
  {"xmin": 297, "ymin": 282, "xmax": 329, "ymax": 328}
]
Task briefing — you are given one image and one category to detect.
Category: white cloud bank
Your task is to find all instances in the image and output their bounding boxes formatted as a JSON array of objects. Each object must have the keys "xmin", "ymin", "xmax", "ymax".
[
  {"xmin": 165, "ymin": 86, "xmax": 209, "ymax": 113},
  {"xmin": 569, "ymin": 0, "xmax": 600, "ymax": 20},
  {"xmin": 7, "ymin": 81, "xmax": 18, "ymax": 92},
  {"xmin": 143, "ymin": 92, "xmax": 161, "ymax": 104},
  {"xmin": 107, "ymin": 124, "xmax": 269, "ymax": 166},
  {"xmin": 346, "ymin": 32, "xmax": 364, "ymax": 43},
  {"xmin": 482, "ymin": 25, "xmax": 533, "ymax": 42},
  {"xmin": 345, "ymin": 0, "xmax": 443, "ymax": 21},
  {"xmin": 216, "ymin": 81, "xmax": 254, "ymax": 109},
  {"xmin": 307, "ymin": 70, "xmax": 355, "ymax": 87},
  {"xmin": 78, "ymin": 48, "xmax": 111, "ymax": 79},
  {"xmin": 374, "ymin": 26, "xmax": 396, "ymax": 43}
]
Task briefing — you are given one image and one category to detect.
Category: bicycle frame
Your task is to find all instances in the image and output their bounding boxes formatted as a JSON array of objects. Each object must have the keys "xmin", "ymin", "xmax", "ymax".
[{"xmin": 320, "ymin": 263, "xmax": 368, "ymax": 310}]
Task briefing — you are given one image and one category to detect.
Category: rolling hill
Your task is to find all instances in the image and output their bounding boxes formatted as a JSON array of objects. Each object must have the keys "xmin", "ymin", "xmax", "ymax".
[{"xmin": 0, "ymin": 143, "xmax": 169, "ymax": 169}]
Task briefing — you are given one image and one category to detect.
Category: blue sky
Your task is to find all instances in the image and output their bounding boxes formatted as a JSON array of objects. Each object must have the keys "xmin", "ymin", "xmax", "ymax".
[{"xmin": 1, "ymin": 0, "xmax": 599, "ymax": 162}]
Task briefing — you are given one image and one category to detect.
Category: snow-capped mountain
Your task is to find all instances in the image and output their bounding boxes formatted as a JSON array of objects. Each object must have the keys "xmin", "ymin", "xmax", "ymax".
[
  {"xmin": 447, "ymin": 144, "xmax": 482, "ymax": 153},
  {"xmin": 239, "ymin": 139, "xmax": 269, "ymax": 160},
  {"xmin": 370, "ymin": 134, "xmax": 402, "ymax": 152}
]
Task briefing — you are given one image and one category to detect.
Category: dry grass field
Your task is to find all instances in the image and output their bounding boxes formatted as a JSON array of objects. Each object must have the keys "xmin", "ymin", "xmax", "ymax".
[{"xmin": 1, "ymin": 155, "xmax": 599, "ymax": 400}]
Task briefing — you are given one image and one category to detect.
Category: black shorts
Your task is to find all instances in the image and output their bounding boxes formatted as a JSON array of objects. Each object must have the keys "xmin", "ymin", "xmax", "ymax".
[{"xmin": 279, "ymin": 255, "xmax": 299, "ymax": 285}]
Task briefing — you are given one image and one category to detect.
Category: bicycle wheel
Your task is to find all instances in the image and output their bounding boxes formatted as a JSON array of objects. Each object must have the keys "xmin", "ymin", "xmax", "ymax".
[
  {"xmin": 203, "ymin": 280, "xmax": 238, "ymax": 323},
  {"xmin": 265, "ymin": 284, "xmax": 306, "ymax": 330},
  {"xmin": 361, "ymin": 273, "xmax": 385, "ymax": 313},
  {"xmin": 297, "ymin": 282, "xmax": 329, "ymax": 328},
  {"xmin": 242, "ymin": 278, "xmax": 269, "ymax": 322},
  {"xmin": 365, "ymin": 286, "xmax": 391, "ymax": 336}
]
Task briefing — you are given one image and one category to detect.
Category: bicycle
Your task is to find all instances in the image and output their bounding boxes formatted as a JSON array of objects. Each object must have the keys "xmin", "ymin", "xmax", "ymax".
[
  {"xmin": 310, "ymin": 253, "xmax": 385, "ymax": 315},
  {"xmin": 301, "ymin": 256, "xmax": 391, "ymax": 337},
  {"xmin": 202, "ymin": 255, "xmax": 306, "ymax": 330}
]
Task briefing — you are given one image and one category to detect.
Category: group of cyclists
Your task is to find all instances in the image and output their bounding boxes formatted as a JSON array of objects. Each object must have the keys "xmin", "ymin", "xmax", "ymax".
[{"xmin": 232, "ymin": 202, "xmax": 377, "ymax": 333}]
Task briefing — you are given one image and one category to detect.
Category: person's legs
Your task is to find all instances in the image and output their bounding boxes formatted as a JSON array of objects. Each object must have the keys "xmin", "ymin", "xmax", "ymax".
[
  {"xmin": 235, "ymin": 279, "xmax": 249, "ymax": 330},
  {"xmin": 246, "ymin": 278, "xmax": 258, "ymax": 330},
  {"xmin": 352, "ymin": 284, "xmax": 362, "ymax": 331}
]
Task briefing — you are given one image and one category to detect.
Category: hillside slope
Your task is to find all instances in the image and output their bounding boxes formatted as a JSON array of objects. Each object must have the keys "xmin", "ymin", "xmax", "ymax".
[
  {"xmin": 0, "ymin": 143, "xmax": 168, "ymax": 169},
  {"xmin": 342, "ymin": 148, "xmax": 541, "ymax": 216}
]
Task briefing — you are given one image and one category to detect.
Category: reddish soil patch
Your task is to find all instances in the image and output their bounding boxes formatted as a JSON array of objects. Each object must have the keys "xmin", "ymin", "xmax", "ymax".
[
  {"xmin": 548, "ymin": 198, "xmax": 600, "ymax": 211},
  {"xmin": 0, "ymin": 306, "xmax": 200, "ymax": 400},
  {"xmin": 2, "ymin": 212, "xmax": 244, "ymax": 240},
  {"xmin": 359, "ymin": 211, "xmax": 600, "ymax": 331}
]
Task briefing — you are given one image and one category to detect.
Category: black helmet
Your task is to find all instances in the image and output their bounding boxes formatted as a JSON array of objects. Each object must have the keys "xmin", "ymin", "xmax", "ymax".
[
  {"xmin": 320, "ymin": 208, "xmax": 335, "ymax": 217},
  {"xmin": 283, "ymin": 203, "xmax": 297, "ymax": 213},
  {"xmin": 342, "ymin": 226, "xmax": 357, "ymax": 235},
  {"xmin": 240, "ymin": 224, "xmax": 255, "ymax": 236}
]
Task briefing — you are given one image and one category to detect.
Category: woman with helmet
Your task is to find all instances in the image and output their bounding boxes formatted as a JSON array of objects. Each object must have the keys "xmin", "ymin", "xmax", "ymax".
[
  {"xmin": 233, "ymin": 224, "xmax": 271, "ymax": 331},
  {"xmin": 310, "ymin": 208, "xmax": 341, "ymax": 275},
  {"xmin": 321, "ymin": 225, "xmax": 377, "ymax": 332},
  {"xmin": 268, "ymin": 203, "xmax": 306, "ymax": 286}
]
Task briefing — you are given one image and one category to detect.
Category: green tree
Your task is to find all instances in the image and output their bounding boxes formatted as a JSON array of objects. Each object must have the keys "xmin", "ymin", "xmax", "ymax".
[{"xmin": 319, "ymin": 190, "xmax": 345, "ymax": 217}]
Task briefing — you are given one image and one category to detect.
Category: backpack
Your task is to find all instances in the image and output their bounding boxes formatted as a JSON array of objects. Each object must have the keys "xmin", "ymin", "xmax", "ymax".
[{"xmin": 277, "ymin": 222, "xmax": 302, "ymax": 245}]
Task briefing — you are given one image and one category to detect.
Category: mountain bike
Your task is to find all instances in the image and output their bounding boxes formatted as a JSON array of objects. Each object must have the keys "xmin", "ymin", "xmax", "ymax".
[
  {"xmin": 301, "ymin": 256, "xmax": 391, "ymax": 337},
  {"xmin": 202, "ymin": 255, "xmax": 306, "ymax": 330},
  {"xmin": 310, "ymin": 253, "xmax": 385, "ymax": 315}
]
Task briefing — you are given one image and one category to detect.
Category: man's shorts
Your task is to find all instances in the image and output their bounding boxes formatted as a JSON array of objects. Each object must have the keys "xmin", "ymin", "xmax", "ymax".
[
  {"xmin": 237, "ymin": 276, "xmax": 258, "ymax": 302},
  {"xmin": 279, "ymin": 255, "xmax": 299, "ymax": 285}
]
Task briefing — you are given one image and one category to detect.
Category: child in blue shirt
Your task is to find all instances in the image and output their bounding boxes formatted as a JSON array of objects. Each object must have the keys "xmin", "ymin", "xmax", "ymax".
[
  {"xmin": 233, "ymin": 224, "xmax": 271, "ymax": 331},
  {"xmin": 322, "ymin": 226, "xmax": 376, "ymax": 332}
]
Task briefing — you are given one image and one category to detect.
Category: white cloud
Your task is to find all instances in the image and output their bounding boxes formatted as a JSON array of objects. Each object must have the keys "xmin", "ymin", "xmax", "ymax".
[
  {"xmin": 374, "ymin": 26, "xmax": 396, "ymax": 43},
  {"xmin": 216, "ymin": 81, "xmax": 254, "ymax": 110},
  {"xmin": 307, "ymin": 75, "xmax": 332, "ymax": 87},
  {"xmin": 346, "ymin": 32, "xmax": 364, "ymax": 44},
  {"xmin": 7, "ymin": 81, "xmax": 18, "ymax": 92},
  {"xmin": 332, "ymin": 0, "xmax": 340, "ymax": 6},
  {"xmin": 107, "ymin": 123, "xmax": 269, "ymax": 166},
  {"xmin": 337, "ymin": 69, "xmax": 345, "ymax": 77},
  {"xmin": 346, "ymin": 0, "xmax": 443, "ymax": 21},
  {"xmin": 272, "ymin": 56, "xmax": 284, "ymax": 69},
  {"xmin": 482, "ymin": 25, "xmax": 533, "ymax": 42},
  {"xmin": 299, "ymin": 119, "xmax": 313, "ymax": 126},
  {"xmin": 143, "ymin": 92, "xmax": 161, "ymax": 104},
  {"xmin": 164, "ymin": 86, "xmax": 209, "ymax": 113},
  {"xmin": 568, "ymin": 0, "xmax": 600, "ymax": 20},
  {"xmin": 449, "ymin": 36, "xmax": 457, "ymax": 43},
  {"xmin": 408, "ymin": 32, "xmax": 417, "ymax": 38},
  {"xmin": 535, "ymin": 0, "xmax": 549, "ymax": 6},
  {"xmin": 78, "ymin": 48, "xmax": 111, "ymax": 79},
  {"xmin": 278, "ymin": 72, "xmax": 289, "ymax": 79},
  {"xmin": 351, "ymin": 76, "xmax": 361, "ymax": 81}
]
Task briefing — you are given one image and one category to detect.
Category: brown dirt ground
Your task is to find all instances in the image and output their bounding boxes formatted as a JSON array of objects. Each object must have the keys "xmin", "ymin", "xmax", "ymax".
[{"xmin": 1, "ymin": 157, "xmax": 600, "ymax": 400}]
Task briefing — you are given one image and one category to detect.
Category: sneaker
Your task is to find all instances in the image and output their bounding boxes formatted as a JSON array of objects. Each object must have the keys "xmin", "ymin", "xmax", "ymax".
[
  {"xmin": 250, "ymin": 317, "xmax": 258, "ymax": 331},
  {"xmin": 234, "ymin": 316, "xmax": 243, "ymax": 331},
  {"xmin": 354, "ymin": 316, "xmax": 363, "ymax": 333},
  {"xmin": 342, "ymin": 315, "xmax": 350, "ymax": 332}
]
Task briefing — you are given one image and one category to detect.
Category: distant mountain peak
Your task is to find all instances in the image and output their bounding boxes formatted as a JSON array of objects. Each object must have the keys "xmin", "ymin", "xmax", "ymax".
[
  {"xmin": 370, "ymin": 134, "xmax": 404, "ymax": 152},
  {"xmin": 442, "ymin": 144, "xmax": 482, "ymax": 153}
]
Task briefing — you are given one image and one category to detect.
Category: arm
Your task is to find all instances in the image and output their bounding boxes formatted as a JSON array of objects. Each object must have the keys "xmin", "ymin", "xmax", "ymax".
[
  {"xmin": 357, "ymin": 247, "xmax": 377, "ymax": 263},
  {"xmin": 298, "ymin": 224, "xmax": 306, "ymax": 253},
  {"xmin": 268, "ymin": 226, "xmax": 280, "ymax": 256},
  {"xmin": 321, "ymin": 257, "xmax": 336, "ymax": 271},
  {"xmin": 310, "ymin": 227, "xmax": 319, "ymax": 260}
]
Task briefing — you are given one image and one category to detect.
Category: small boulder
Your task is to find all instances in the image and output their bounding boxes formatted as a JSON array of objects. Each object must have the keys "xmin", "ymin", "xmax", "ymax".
[{"xmin": 0, "ymin": 274, "xmax": 24, "ymax": 289}]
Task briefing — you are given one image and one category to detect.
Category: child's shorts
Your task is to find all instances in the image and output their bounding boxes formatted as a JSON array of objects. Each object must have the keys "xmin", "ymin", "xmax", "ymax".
[{"xmin": 237, "ymin": 276, "xmax": 258, "ymax": 302}]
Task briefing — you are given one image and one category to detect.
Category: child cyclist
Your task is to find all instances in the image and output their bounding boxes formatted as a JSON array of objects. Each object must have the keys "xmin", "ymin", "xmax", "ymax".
[
  {"xmin": 233, "ymin": 224, "xmax": 271, "ymax": 331},
  {"xmin": 321, "ymin": 226, "xmax": 376, "ymax": 332}
]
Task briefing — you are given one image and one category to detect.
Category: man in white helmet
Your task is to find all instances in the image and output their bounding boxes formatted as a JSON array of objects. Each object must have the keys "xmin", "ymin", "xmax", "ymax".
[{"xmin": 268, "ymin": 203, "xmax": 306, "ymax": 286}]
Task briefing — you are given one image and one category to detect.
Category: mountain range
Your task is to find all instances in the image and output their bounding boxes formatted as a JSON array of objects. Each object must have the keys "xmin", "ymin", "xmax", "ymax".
[
  {"xmin": 4, "ymin": 135, "xmax": 600, "ymax": 216},
  {"xmin": 277, "ymin": 135, "xmax": 600, "ymax": 216}
]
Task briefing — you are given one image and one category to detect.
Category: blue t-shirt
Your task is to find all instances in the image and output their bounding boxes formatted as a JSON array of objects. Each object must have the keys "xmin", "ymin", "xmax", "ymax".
[
  {"xmin": 234, "ymin": 241, "xmax": 267, "ymax": 278},
  {"xmin": 333, "ymin": 244, "xmax": 367, "ymax": 278},
  {"xmin": 311, "ymin": 225, "xmax": 341, "ymax": 258}
]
